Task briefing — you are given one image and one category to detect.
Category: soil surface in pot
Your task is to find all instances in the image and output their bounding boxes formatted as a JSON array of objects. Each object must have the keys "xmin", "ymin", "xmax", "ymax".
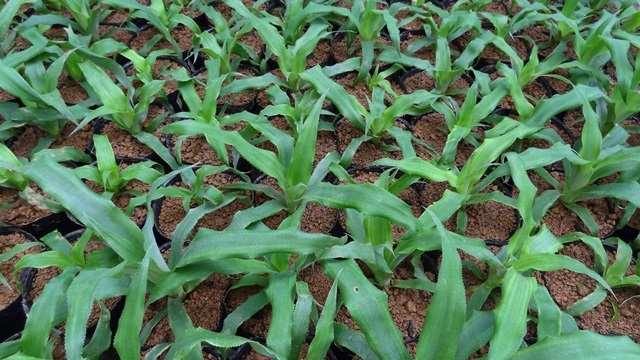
[
  {"xmin": 0, "ymin": 185, "xmax": 56, "ymax": 227},
  {"xmin": 0, "ymin": 230, "xmax": 38, "ymax": 309},
  {"xmin": 157, "ymin": 172, "xmax": 250, "ymax": 239},
  {"xmin": 540, "ymin": 242, "xmax": 640, "ymax": 343}
]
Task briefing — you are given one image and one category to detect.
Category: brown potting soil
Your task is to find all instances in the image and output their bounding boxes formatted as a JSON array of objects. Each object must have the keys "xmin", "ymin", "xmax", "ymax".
[
  {"xmin": 157, "ymin": 172, "xmax": 249, "ymax": 239},
  {"xmin": 224, "ymin": 283, "xmax": 271, "ymax": 339},
  {"xmin": 0, "ymin": 231, "xmax": 38, "ymax": 309},
  {"xmin": 8, "ymin": 120, "xmax": 94, "ymax": 158},
  {"xmin": 541, "ymin": 242, "xmax": 640, "ymax": 343},
  {"xmin": 253, "ymin": 176, "xmax": 336, "ymax": 233},
  {"xmin": 0, "ymin": 185, "xmax": 55, "ymax": 226},
  {"xmin": 335, "ymin": 119, "xmax": 404, "ymax": 168},
  {"xmin": 196, "ymin": 68, "xmax": 257, "ymax": 108},
  {"xmin": 96, "ymin": 104, "xmax": 169, "ymax": 159}
]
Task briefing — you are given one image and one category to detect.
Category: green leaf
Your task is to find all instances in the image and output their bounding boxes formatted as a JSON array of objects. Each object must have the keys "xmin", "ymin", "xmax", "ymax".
[
  {"xmin": 306, "ymin": 273, "xmax": 339, "ymax": 359},
  {"xmin": 515, "ymin": 252, "xmax": 611, "ymax": 292},
  {"xmin": 488, "ymin": 268, "xmax": 538, "ymax": 359},
  {"xmin": 511, "ymin": 331, "xmax": 640, "ymax": 359},
  {"xmin": 532, "ymin": 285, "xmax": 564, "ymax": 341},
  {"xmin": 300, "ymin": 66, "xmax": 366, "ymax": 129},
  {"xmin": 524, "ymin": 85, "xmax": 604, "ymax": 127},
  {"xmin": 20, "ymin": 266, "xmax": 79, "ymax": 358},
  {"xmin": 304, "ymin": 182, "xmax": 422, "ymax": 230},
  {"xmin": 65, "ymin": 265, "xmax": 124, "ymax": 360},
  {"xmin": 286, "ymin": 92, "xmax": 326, "ymax": 187},
  {"xmin": 22, "ymin": 156, "xmax": 148, "ymax": 264},
  {"xmin": 82, "ymin": 301, "xmax": 112, "ymax": 359},
  {"xmin": 266, "ymin": 271, "xmax": 296, "ymax": 358},
  {"xmin": 0, "ymin": 0, "xmax": 35, "ymax": 43},
  {"xmin": 416, "ymin": 212, "xmax": 465, "ymax": 360},
  {"xmin": 114, "ymin": 256, "xmax": 150, "ymax": 359},
  {"xmin": 333, "ymin": 324, "xmax": 380, "ymax": 360},
  {"xmin": 165, "ymin": 328, "xmax": 281, "ymax": 359},
  {"xmin": 372, "ymin": 157, "xmax": 458, "ymax": 188},
  {"xmin": 455, "ymin": 311, "xmax": 494, "ymax": 360},
  {"xmin": 322, "ymin": 259, "xmax": 411, "ymax": 359},
  {"xmin": 161, "ymin": 120, "xmax": 287, "ymax": 186},
  {"xmin": 78, "ymin": 61, "xmax": 129, "ymax": 113},
  {"xmin": 225, "ymin": 0, "xmax": 287, "ymax": 59},
  {"xmin": 573, "ymin": 182, "xmax": 640, "ymax": 208},
  {"xmin": 290, "ymin": 281, "xmax": 313, "ymax": 359},
  {"xmin": 178, "ymin": 229, "xmax": 345, "ymax": 266}
]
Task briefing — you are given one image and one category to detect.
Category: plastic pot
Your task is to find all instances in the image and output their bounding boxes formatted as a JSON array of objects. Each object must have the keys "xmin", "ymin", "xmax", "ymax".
[{"xmin": 0, "ymin": 228, "xmax": 38, "ymax": 342}]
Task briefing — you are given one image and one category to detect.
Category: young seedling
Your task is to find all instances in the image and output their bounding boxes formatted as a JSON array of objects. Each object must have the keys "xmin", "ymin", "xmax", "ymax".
[
  {"xmin": 74, "ymin": 134, "xmax": 163, "ymax": 213},
  {"xmin": 300, "ymin": 66, "xmax": 438, "ymax": 167},
  {"xmin": 162, "ymin": 93, "xmax": 342, "ymax": 268},
  {"xmin": 76, "ymin": 60, "xmax": 179, "ymax": 170},
  {"xmin": 40, "ymin": 0, "xmax": 112, "ymax": 42},
  {"xmin": 0, "ymin": 49, "xmax": 90, "ymax": 151},
  {"xmin": 102, "ymin": 0, "xmax": 202, "ymax": 58},
  {"xmin": 226, "ymin": 0, "xmax": 338, "ymax": 92}
]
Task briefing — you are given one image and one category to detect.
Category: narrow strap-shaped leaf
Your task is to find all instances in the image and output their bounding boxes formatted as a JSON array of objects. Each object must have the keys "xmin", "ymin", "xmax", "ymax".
[
  {"xmin": 286, "ymin": 92, "xmax": 326, "ymax": 187},
  {"xmin": 573, "ymin": 182, "xmax": 640, "ymax": 208},
  {"xmin": 515, "ymin": 252, "xmax": 611, "ymax": 292},
  {"xmin": 333, "ymin": 323, "xmax": 380, "ymax": 360},
  {"xmin": 165, "ymin": 327, "xmax": 282, "ymax": 359},
  {"xmin": 604, "ymin": 240, "xmax": 633, "ymax": 287},
  {"xmin": 478, "ymin": 143, "xmax": 584, "ymax": 189},
  {"xmin": 221, "ymin": 290, "xmax": 269, "ymax": 335},
  {"xmin": 78, "ymin": 61, "xmax": 129, "ymax": 113},
  {"xmin": 93, "ymin": 135, "xmax": 120, "ymax": 192},
  {"xmin": 114, "ymin": 256, "xmax": 150, "ymax": 359},
  {"xmin": 178, "ymin": 228, "xmax": 345, "ymax": 266},
  {"xmin": 505, "ymin": 152, "xmax": 537, "ymax": 255},
  {"xmin": 161, "ymin": 120, "xmax": 287, "ymax": 185},
  {"xmin": 20, "ymin": 266, "xmax": 79, "ymax": 358},
  {"xmin": 167, "ymin": 297, "xmax": 200, "ymax": 360},
  {"xmin": 306, "ymin": 273, "xmax": 339, "ymax": 359},
  {"xmin": 455, "ymin": 311, "xmax": 494, "ymax": 360},
  {"xmin": 488, "ymin": 268, "xmax": 538, "ymax": 359},
  {"xmin": 266, "ymin": 271, "xmax": 296, "ymax": 358},
  {"xmin": 290, "ymin": 281, "xmax": 313, "ymax": 359},
  {"xmin": 458, "ymin": 121, "xmax": 539, "ymax": 193},
  {"xmin": 225, "ymin": 0, "xmax": 287, "ymax": 59},
  {"xmin": 0, "ymin": 0, "xmax": 35, "ymax": 43},
  {"xmin": 23, "ymin": 156, "xmax": 146, "ymax": 263},
  {"xmin": 149, "ymin": 260, "xmax": 270, "ymax": 303},
  {"xmin": 564, "ymin": 286, "xmax": 608, "ymax": 316},
  {"xmin": 511, "ymin": 330, "xmax": 640, "ymax": 359},
  {"xmin": 82, "ymin": 302, "xmax": 112, "ymax": 359},
  {"xmin": 321, "ymin": 259, "xmax": 411, "ymax": 359},
  {"xmin": 532, "ymin": 285, "xmax": 563, "ymax": 341},
  {"xmin": 65, "ymin": 265, "xmax": 125, "ymax": 360},
  {"xmin": 226, "ymin": 200, "xmax": 286, "ymax": 231},
  {"xmin": 416, "ymin": 212, "xmax": 466, "ymax": 360},
  {"xmin": 300, "ymin": 66, "xmax": 366, "ymax": 129},
  {"xmin": 524, "ymin": 84, "xmax": 604, "ymax": 127},
  {"xmin": 304, "ymin": 182, "xmax": 423, "ymax": 230},
  {"xmin": 0, "ymin": 58, "xmax": 47, "ymax": 104}
]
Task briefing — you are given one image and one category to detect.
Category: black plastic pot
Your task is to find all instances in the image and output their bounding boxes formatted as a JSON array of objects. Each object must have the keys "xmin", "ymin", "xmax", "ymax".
[
  {"xmin": 230, "ymin": 336, "xmax": 340, "ymax": 360},
  {"xmin": 0, "ymin": 228, "xmax": 37, "ymax": 342}
]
